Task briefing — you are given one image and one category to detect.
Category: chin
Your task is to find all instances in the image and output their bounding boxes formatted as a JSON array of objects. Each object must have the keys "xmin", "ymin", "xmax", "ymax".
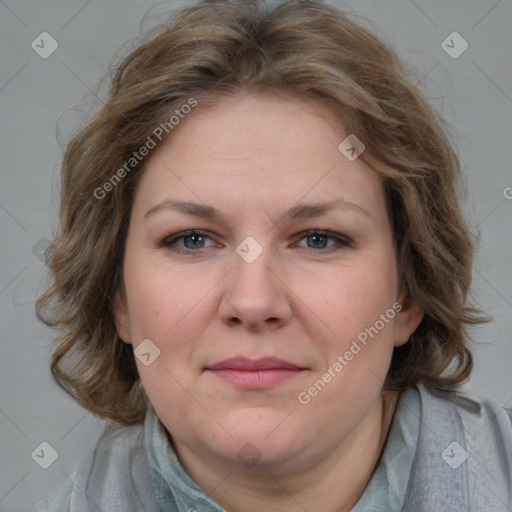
[{"xmin": 217, "ymin": 417, "xmax": 305, "ymax": 463}]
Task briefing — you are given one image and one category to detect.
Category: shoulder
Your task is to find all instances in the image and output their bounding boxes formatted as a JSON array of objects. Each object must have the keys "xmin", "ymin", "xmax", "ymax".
[
  {"xmin": 76, "ymin": 420, "xmax": 147, "ymax": 486},
  {"xmin": 505, "ymin": 406, "xmax": 512, "ymax": 425},
  {"xmin": 39, "ymin": 472, "xmax": 75, "ymax": 512},
  {"xmin": 89, "ymin": 420, "xmax": 146, "ymax": 461},
  {"xmin": 455, "ymin": 386, "xmax": 511, "ymax": 427},
  {"xmin": 416, "ymin": 382, "xmax": 512, "ymax": 481},
  {"xmin": 418, "ymin": 381, "xmax": 510, "ymax": 416},
  {"xmin": 404, "ymin": 383, "xmax": 512, "ymax": 510},
  {"xmin": 45, "ymin": 421, "xmax": 147, "ymax": 511},
  {"xmin": 418, "ymin": 382, "xmax": 512, "ymax": 434}
]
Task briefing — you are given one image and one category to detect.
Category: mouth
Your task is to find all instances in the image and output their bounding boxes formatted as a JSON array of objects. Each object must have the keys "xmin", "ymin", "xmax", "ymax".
[{"xmin": 204, "ymin": 357, "xmax": 307, "ymax": 389}]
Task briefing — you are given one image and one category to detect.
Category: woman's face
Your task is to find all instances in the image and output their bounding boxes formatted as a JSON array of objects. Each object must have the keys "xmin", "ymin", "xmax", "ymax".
[{"xmin": 114, "ymin": 92, "xmax": 422, "ymax": 473}]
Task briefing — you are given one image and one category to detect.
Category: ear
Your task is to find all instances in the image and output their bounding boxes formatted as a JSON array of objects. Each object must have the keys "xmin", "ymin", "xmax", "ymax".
[
  {"xmin": 112, "ymin": 286, "xmax": 133, "ymax": 345},
  {"xmin": 393, "ymin": 290, "xmax": 424, "ymax": 348}
]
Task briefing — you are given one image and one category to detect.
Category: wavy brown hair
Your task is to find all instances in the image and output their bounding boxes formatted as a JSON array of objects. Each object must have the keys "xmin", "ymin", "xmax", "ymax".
[{"xmin": 36, "ymin": 0, "xmax": 488, "ymax": 425}]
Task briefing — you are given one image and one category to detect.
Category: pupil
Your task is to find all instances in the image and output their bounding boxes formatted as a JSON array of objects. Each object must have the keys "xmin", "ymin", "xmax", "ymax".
[
  {"xmin": 182, "ymin": 234, "xmax": 328, "ymax": 250},
  {"xmin": 185, "ymin": 235, "xmax": 203, "ymax": 249},
  {"xmin": 309, "ymin": 235, "xmax": 326, "ymax": 248}
]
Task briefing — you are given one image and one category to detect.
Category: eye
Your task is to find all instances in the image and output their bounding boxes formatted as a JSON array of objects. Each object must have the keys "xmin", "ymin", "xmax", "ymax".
[
  {"xmin": 293, "ymin": 230, "xmax": 351, "ymax": 253},
  {"xmin": 162, "ymin": 230, "xmax": 216, "ymax": 254},
  {"xmin": 162, "ymin": 229, "xmax": 351, "ymax": 255}
]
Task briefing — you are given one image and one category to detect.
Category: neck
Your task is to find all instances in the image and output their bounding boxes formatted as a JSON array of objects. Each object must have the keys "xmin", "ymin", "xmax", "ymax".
[{"xmin": 172, "ymin": 389, "xmax": 401, "ymax": 512}]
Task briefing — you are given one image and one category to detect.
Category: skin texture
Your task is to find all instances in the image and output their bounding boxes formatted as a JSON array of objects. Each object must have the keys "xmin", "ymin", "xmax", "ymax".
[{"xmin": 113, "ymin": 92, "xmax": 424, "ymax": 512}]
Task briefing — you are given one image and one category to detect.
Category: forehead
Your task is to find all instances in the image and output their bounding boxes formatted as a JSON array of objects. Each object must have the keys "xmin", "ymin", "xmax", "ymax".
[{"xmin": 132, "ymin": 93, "xmax": 385, "ymax": 222}]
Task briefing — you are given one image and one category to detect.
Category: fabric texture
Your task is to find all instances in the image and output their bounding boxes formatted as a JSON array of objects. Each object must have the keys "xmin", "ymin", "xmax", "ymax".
[
  {"xmin": 404, "ymin": 385, "xmax": 512, "ymax": 511},
  {"xmin": 41, "ymin": 383, "xmax": 512, "ymax": 511},
  {"xmin": 351, "ymin": 387, "xmax": 421, "ymax": 511}
]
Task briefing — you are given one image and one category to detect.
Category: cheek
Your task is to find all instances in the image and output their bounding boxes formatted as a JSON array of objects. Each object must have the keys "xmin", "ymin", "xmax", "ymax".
[
  {"xmin": 298, "ymin": 263, "xmax": 397, "ymax": 336},
  {"xmin": 124, "ymin": 259, "xmax": 197, "ymax": 337},
  {"xmin": 125, "ymin": 266, "xmax": 214, "ymax": 386},
  {"xmin": 303, "ymin": 265, "xmax": 398, "ymax": 395}
]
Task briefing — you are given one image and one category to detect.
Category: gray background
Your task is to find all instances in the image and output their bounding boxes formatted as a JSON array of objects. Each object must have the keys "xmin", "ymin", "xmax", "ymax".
[{"xmin": 0, "ymin": 0, "xmax": 511, "ymax": 510}]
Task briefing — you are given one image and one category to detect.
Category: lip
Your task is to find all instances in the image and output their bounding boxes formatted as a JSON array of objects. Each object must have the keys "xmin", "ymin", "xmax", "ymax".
[
  {"xmin": 205, "ymin": 357, "xmax": 306, "ymax": 389},
  {"xmin": 207, "ymin": 357, "xmax": 303, "ymax": 371}
]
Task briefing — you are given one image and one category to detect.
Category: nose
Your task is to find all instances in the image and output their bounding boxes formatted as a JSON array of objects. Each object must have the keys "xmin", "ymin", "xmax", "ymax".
[{"xmin": 218, "ymin": 241, "xmax": 293, "ymax": 332}]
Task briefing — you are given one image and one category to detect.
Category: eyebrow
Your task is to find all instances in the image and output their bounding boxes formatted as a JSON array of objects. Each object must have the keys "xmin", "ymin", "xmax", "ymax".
[{"xmin": 143, "ymin": 198, "xmax": 371, "ymax": 224}]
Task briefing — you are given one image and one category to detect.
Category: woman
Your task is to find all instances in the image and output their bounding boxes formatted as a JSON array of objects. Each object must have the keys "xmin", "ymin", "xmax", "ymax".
[{"xmin": 36, "ymin": 0, "xmax": 512, "ymax": 510}]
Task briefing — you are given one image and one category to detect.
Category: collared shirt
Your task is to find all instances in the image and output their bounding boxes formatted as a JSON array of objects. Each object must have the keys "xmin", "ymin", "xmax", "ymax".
[{"xmin": 43, "ymin": 387, "xmax": 421, "ymax": 511}]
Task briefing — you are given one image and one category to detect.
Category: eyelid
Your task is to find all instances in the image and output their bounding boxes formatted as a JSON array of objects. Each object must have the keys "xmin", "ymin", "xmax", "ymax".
[
  {"xmin": 293, "ymin": 229, "xmax": 352, "ymax": 247},
  {"xmin": 162, "ymin": 229, "xmax": 217, "ymax": 247},
  {"xmin": 161, "ymin": 228, "xmax": 352, "ymax": 254}
]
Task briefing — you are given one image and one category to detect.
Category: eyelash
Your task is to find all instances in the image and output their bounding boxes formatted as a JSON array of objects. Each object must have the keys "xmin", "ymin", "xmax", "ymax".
[{"xmin": 161, "ymin": 229, "xmax": 351, "ymax": 255}]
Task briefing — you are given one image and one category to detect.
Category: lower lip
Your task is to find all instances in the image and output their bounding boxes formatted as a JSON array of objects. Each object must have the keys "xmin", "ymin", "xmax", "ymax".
[{"xmin": 207, "ymin": 368, "xmax": 303, "ymax": 389}]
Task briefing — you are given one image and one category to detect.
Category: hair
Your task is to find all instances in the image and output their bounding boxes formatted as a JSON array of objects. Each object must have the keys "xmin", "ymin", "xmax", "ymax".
[{"xmin": 36, "ymin": 0, "xmax": 489, "ymax": 425}]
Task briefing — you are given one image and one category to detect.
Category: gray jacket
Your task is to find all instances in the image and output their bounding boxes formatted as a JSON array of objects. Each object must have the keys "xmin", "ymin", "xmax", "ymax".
[{"xmin": 57, "ymin": 383, "xmax": 512, "ymax": 511}]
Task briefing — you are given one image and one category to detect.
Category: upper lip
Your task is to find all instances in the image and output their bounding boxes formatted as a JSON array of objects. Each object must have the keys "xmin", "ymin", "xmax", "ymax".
[{"xmin": 206, "ymin": 357, "xmax": 303, "ymax": 371}]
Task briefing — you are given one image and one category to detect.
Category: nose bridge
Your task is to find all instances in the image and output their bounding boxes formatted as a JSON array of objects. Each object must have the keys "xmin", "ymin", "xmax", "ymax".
[
  {"xmin": 231, "ymin": 236, "xmax": 277, "ymax": 304},
  {"xmin": 219, "ymin": 235, "xmax": 291, "ymax": 329}
]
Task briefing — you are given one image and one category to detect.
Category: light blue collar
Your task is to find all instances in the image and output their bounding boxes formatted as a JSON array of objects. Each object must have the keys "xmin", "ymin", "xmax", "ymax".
[
  {"xmin": 352, "ymin": 387, "xmax": 421, "ymax": 511},
  {"xmin": 144, "ymin": 387, "xmax": 421, "ymax": 511}
]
